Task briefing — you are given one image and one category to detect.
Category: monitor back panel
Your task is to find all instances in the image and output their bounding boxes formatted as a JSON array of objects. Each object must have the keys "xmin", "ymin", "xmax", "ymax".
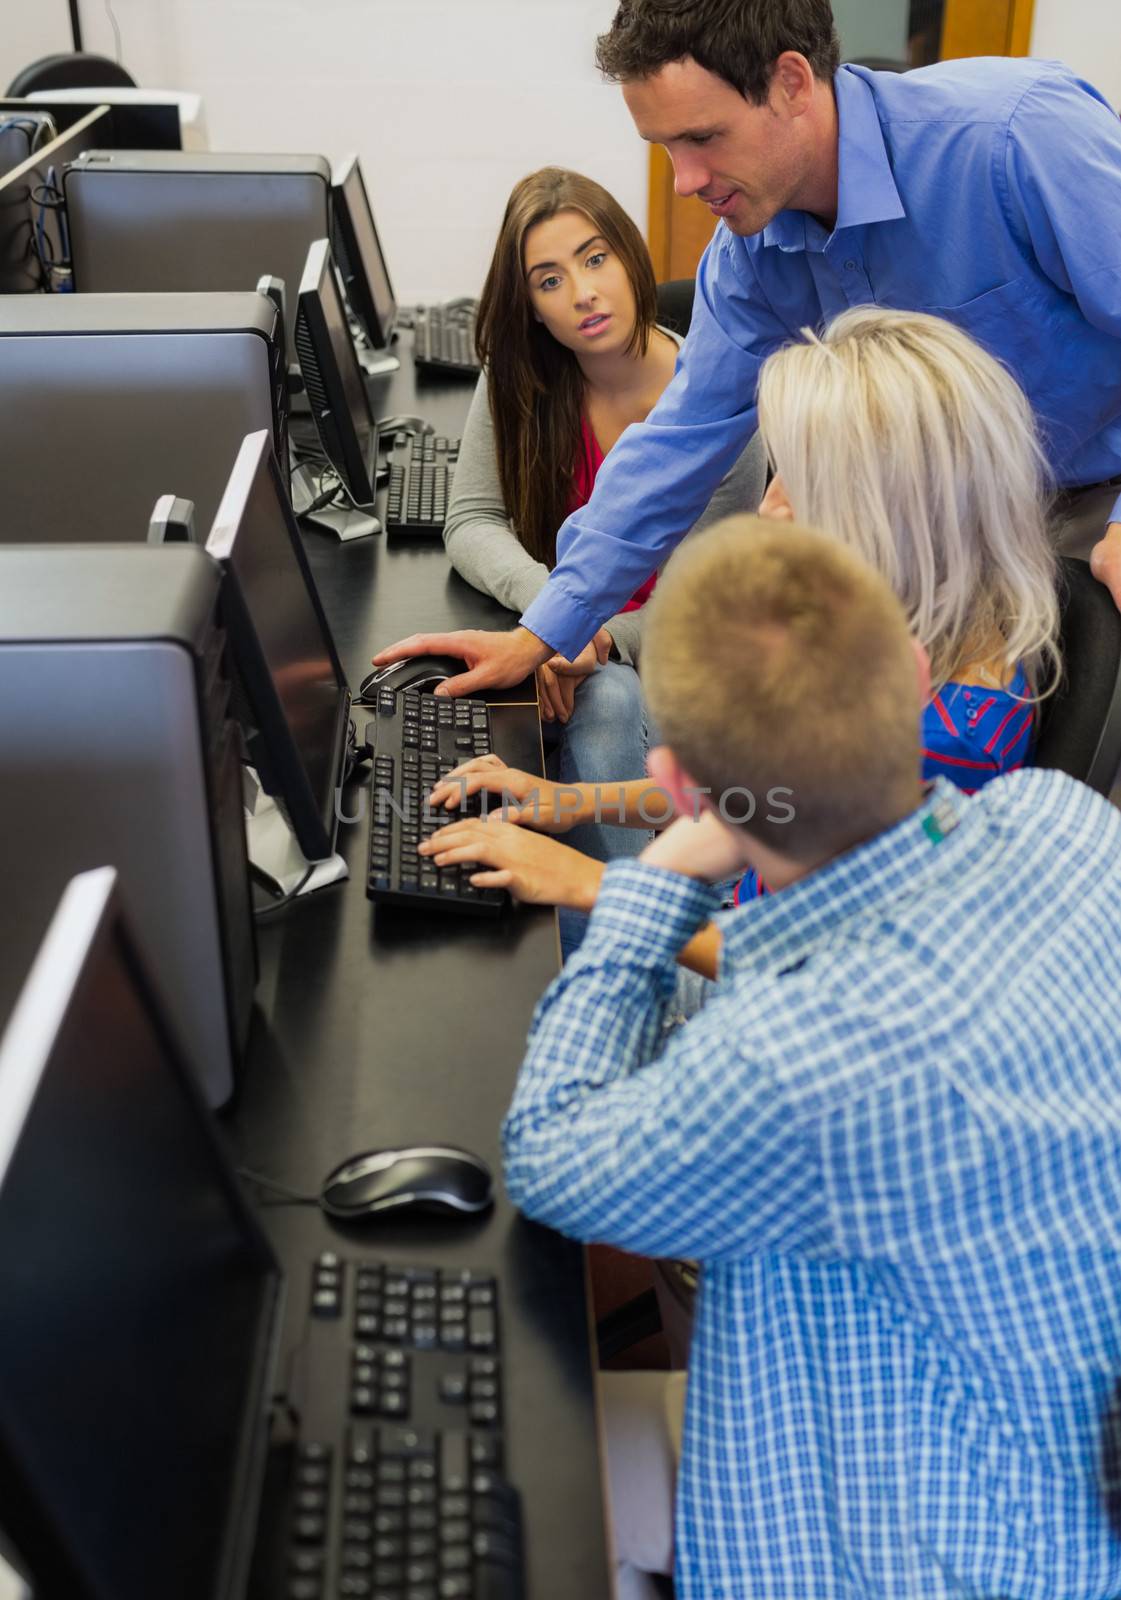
[
  {"xmin": 0, "ymin": 327, "xmax": 275, "ymax": 542},
  {"xmin": 67, "ymin": 163, "xmax": 330, "ymax": 347},
  {"xmin": 0, "ymin": 639, "xmax": 248, "ymax": 1108}
]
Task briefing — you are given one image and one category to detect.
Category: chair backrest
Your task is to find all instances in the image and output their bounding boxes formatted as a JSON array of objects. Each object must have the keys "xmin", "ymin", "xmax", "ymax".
[
  {"xmin": 6, "ymin": 54, "xmax": 136, "ymax": 97},
  {"xmin": 655, "ymin": 278, "xmax": 695, "ymax": 340},
  {"xmin": 1032, "ymin": 557, "xmax": 1121, "ymax": 795}
]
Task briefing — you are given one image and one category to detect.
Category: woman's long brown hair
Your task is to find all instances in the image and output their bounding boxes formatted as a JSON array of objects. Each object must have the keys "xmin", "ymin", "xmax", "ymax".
[{"xmin": 475, "ymin": 168, "xmax": 658, "ymax": 568}]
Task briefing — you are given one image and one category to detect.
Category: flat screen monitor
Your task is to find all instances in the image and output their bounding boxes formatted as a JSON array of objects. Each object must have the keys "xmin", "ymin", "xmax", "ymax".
[
  {"xmin": 331, "ymin": 153, "xmax": 396, "ymax": 351},
  {"xmin": 294, "ymin": 237, "xmax": 379, "ymax": 508},
  {"xmin": 207, "ymin": 428, "xmax": 351, "ymax": 862},
  {"xmin": 0, "ymin": 867, "xmax": 280, "ymax": 1600},
  {"xmin": 23, "ymin": 87, "xmax": 197, "ymax": 149},
  {"xmin": 0, "ymin": 104, "xmax": 109, "ymax": 293}
]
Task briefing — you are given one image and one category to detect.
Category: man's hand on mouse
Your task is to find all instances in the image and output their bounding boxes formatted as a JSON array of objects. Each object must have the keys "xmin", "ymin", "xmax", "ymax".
[{"xmin": 370, "ymin": 625, "xmax": 553, "ymax": 698}]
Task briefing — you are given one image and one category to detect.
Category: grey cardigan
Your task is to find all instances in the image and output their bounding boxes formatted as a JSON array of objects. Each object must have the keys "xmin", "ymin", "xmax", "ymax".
[{"xmin": 443, "ymin": 329, "xmax": 766, "ymax": 665}]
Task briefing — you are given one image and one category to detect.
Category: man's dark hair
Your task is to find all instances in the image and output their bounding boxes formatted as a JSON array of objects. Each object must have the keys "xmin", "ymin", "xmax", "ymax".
[{"xmin": 596, "ymin": 0, "xmax": 841, "ymax": 104}]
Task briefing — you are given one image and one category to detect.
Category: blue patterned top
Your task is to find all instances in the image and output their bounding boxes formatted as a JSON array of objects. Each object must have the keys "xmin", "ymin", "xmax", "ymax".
[
  {"xmin": 737, "ymin": 669, "xmax": 1034, "ymax": 904},
  {"xmin": 504, "ymin": 771, "xmax": 1121, "ymax": 1598}
]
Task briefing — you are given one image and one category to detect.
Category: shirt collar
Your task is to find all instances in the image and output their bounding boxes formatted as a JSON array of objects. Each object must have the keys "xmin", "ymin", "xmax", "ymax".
[
  {"xmin": 761, "ymin": 65, "xmax": 906, "ymax": 252},
  {"xmin": 720, "ymin": 780, "xmax": 966, "ymax": 976}
]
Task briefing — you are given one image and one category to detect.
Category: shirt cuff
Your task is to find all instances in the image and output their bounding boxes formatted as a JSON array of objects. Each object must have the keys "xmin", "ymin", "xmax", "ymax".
[
  {"xmin": 520, "ymin": 579, "xmax": 602, "ymax": 662},
  {"xmin": 1110, "ymin": 491, "xmax": 1121, "ymax": 528},
  {"xmin": 584, "ymin": 859, "xmax": 721, "ymax": 964}
]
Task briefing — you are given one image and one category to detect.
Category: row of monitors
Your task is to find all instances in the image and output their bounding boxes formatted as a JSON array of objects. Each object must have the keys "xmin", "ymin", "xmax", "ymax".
[
  {"xmin": 0, "ymin": 426, "xmax": 351, "ymax": 1115},
  {"xmin": 51, "ymin": 147, "xmax": 397, "ymax": 361},
  {"xmin": 0, "ymin": 129, "xmax": 395, "ymax": 1600},
  {"xmin": 0, "ymin": 129, "xmax": 398, "ymax": 416},
  {"xmin": 0, "ymin": 230, "xmax": 382, "ymax": 545}
]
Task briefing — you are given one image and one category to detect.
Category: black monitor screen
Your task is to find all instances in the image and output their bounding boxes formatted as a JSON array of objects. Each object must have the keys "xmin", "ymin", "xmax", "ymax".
[
  {"xmin": 333, "ymin": 155, "xmax": 396, "ymax": 349},
  {"xmin": 215, "ymin": 432, "xmax": 349, "ymax": 847},
  {"xmin": 0, "ymin": 881, "xmax": 278, "ymax": 1600},
  {"xmin": 321, "ymin": 247, "xmax": 378, "ymax": 469}
]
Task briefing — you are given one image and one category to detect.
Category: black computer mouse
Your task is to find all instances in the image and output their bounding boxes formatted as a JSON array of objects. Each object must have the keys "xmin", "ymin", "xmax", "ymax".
[
  {"xmin": 357, "ymin": 655, "xmax": 467, "ymax": 700},
  {"xmin": 320, "ymin": 1145, "xmax": 495, "ymax": 1221}
]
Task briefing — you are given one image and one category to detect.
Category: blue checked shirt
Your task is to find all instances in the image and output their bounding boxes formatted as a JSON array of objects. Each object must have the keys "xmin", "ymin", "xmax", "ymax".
[
  {"xmin": 522, "ymin": 58, "xmax": 1121, "ymax": 659},
  {"xmin": 503, "ymin": 771, "xmax": 1121, "ymax": 1598}
]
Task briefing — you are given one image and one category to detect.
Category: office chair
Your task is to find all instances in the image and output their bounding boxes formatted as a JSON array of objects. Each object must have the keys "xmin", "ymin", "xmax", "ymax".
[
  {"xmin": 1033, "ymin": 557, "xmax": 1121, "ymax": 795},
  {"xmin": 655, "ymin": 278, "xmax": 695, "ymax": 339},
  {"xmin": 6, "ymin": 53, "xmax": 136, "ymax": 96}
]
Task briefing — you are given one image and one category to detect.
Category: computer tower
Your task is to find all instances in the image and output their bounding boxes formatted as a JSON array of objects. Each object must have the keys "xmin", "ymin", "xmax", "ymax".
[
  {"xmin": 0, "ymin": 290, "xmax": 286, "ymax": 543},
  {"xmin": 65, "ymin": 150, "xmax": 331, "ymax": 347},
  {"xmin": 0, "ymin": 543, "xmax": 257, "ymax": 1109}
]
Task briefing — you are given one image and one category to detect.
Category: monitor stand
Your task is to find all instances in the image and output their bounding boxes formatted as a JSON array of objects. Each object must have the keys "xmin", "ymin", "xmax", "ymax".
[
  {"xmin": 289, "ymin": 462, "xmax": 380, "ymax": 542},
  {"xmin": 243, "ymin": 772, "xmax": 348, "ymax": 899},
  {"xmin": 357, "ymin": 346, "xmax": 400, "ymax": 377}
]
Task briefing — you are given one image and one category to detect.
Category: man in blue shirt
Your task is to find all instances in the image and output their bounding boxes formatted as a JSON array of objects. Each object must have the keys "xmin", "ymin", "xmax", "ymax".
[
  {"xmin": 375, "ymin": 0, "xmax": 1121, "ymax": 698},
  {"xmin": 504, "ymin": 515, "xmax": 1121, "ymax": 1599}
]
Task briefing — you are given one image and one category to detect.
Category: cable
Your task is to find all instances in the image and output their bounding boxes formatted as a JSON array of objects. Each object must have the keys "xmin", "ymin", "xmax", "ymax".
[
  {"xmin": 238, "ymin": 1164, "xmax": 316, "ymax": 1203},
  {"xmin": 104, "ymin": 0, "xmax": 123, "ymax": 62},
  {"xmin": 252, "ymin": 861, "xmax": 316, "ymax": 921}
]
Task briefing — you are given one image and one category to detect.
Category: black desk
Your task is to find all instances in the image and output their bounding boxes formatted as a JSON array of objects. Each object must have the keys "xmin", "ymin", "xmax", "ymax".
[{"xmin": 228, "ymin": 336, "xmax": 611, "ymax": 1596}]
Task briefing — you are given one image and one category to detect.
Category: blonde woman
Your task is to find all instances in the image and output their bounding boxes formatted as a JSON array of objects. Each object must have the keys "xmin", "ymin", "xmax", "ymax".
[{"xmin": 420, "ymin": 307, "xmax": 1063, "ymax": 964}]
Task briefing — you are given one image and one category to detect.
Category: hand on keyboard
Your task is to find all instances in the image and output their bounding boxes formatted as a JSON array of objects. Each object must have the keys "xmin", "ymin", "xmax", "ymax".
[
  {"xmin": 428, "ymin": 756, "xmax": 589, "ymax": 835},
  {"xmin": 418, "ymin": 815, "xmax": 606, "ymax": 911}
]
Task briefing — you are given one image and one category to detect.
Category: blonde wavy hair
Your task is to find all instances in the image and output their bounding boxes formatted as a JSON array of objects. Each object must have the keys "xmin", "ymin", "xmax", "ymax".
[{"xmin": 756, "ymin": 306, "xmax": 1061, "ymax": 696}]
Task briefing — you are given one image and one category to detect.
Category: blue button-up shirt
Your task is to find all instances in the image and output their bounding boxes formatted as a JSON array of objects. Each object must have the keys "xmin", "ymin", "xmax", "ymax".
[
  {"xmin": 504, "ymin": 770, "xmax": 1121, "ymax": 1598},
  {"xmin": 522, "ymin": 59, "xmax": 1121, "ymax": 659}
]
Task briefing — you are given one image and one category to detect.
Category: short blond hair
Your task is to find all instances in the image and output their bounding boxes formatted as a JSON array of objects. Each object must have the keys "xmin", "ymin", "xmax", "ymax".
[
  {"xmin": 642, "ymin": 517, "xmax": 922, "ymax": 860},
  {"xmin": 757, "ymin": 306, "xmax": 1060, "ymax": 695}
]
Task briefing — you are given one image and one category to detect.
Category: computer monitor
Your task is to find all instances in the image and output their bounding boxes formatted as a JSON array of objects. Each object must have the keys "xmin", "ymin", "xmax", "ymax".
[
  {"xmin": 0, "ymin": 542, "xmax": 258, "ymax": 1110},
  {"xmin": 0, "ymin": 867, "xmax": 280, "ymax": 1600},
  {"xmin": 0, "ymin": 290, "xmax": 285, "ymax": 544},
  {"xmin": 295, "ymin": 237, "xmax": 379, "ymax": 508},
  {"xmin": 0, "ymin": 104, "xmax": 109, "ymax": 293},
  {"xmin": 207, "ymin": 428, "xmax": 351, "ymax": 865},
  {"xmin": 23, "ymin": 86, "xmax": 203, "ymax": 149},
  {"xmin": 331, "ymin": 153, "xmax": 397, "ymax": 352},
  {"xmin": 64, "ymin": 151, "xmax": 331, "ymax": 349}
]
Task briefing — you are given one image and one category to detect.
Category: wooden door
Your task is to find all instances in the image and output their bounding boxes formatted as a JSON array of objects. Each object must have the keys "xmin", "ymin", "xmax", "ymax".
[{"xmin": 647, "ymin": 0, "xmax": 1036, "ymax": 279}]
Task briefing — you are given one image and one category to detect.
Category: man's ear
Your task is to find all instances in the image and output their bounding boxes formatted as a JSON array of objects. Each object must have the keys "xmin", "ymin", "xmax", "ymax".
[
  {"xmin": 771, "ymin": 50, "xmax": 816, "ymax": 116},
  {"xmin": 911, "ymin": 636, "xmax": 932, "ymax": 709},
  {"xmin": 647, "ymin": 745, "xmax": 715, "ymax": 821}
]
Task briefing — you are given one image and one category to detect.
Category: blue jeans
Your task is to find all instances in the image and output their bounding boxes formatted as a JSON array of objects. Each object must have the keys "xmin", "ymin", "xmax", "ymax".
[{"xmin": 543, "ymin": 662, "xmax": 650, "ymax": 959}]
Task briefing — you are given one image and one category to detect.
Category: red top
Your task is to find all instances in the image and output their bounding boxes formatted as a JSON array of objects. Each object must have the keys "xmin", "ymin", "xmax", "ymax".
[{"xmin": 567, "ymin": 414, "xmax": 657, "ymax": 612}]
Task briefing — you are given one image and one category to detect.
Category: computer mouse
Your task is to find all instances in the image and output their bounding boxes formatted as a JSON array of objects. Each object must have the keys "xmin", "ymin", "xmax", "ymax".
[
  {"xmin": 319, "ymin": 1145, "xmax": 495, "ymax": 1221},
  {"xmin": 357, "ymin": 654, "xmax": 466, "ymax": 700}
]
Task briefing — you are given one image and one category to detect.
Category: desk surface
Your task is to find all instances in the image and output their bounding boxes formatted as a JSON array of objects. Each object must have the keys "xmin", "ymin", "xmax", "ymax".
[{"xmin": 227, "ymin": 336, "xmax": 611, "ymax": 1596}]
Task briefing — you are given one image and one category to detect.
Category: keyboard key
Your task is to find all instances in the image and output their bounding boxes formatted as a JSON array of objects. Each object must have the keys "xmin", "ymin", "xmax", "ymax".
[
  {"xmin": 468, "ymin": 1307, "xmax": 497, "ymax": 1350},
  {"xmin": 290, "ymin": 1549, "xmax": 326, "ymax": 1574},
  {"xmin": 439, "ymin": 1431, "xmax": 470, "ymax": 1494},
  {"xmin": 286, "ymin": 1580, "xmax": 321, "ymax": 1600}
]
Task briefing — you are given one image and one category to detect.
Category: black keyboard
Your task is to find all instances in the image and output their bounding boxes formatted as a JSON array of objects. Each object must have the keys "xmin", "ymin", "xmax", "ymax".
[
  {"xmin": 412, "ymin": 303, "xmax": 480, "ymax": 375},
  {"xmin": 386, "ymin": 434, "xmax": 459, "ymax": 536},
  {"xmin": 365, "ymin": 685, "xmax": 506, "ymax": 915},
  {"xmin": 281, "ymin": 1252, "xmax": 524, "ymax": 1600}
]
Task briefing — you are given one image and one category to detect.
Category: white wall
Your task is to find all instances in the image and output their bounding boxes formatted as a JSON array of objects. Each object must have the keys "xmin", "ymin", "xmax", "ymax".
[
  {"xmin": 25, "ymin": 0, "xmax": 646, "ymax": 302},
  {"xmin": 0, "ymin": 0, "xmax": 73, "ymax": 88},
  {"xmin": 1031, "ymin": 0, "xmax": 1121, "ymax": 109}
]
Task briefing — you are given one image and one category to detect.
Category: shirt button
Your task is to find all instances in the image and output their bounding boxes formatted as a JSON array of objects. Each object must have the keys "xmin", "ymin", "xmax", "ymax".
[{"xmin": 844, "ymin": 258, "xmax": 857, "ymax": 271}]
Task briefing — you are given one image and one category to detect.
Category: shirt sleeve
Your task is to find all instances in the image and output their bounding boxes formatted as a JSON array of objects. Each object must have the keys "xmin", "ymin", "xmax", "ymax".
[
  {"xmin": 602, "ymin": 431, "xmax": 767, "ymax": 667},
  {"xmin": 1004, "ymin": 67, "xmax": 1121, "ymax": 523},
  {"xmin": 502, "ymin": 860, "xmax": 833, "ymax": 1262},
  {"xmin": 518, "ymin": 229, "xmax": 791, "ymax": 658},
  {"xmin": 441, "ymin": 373, "xmax": 552, "ymax": 616}
]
